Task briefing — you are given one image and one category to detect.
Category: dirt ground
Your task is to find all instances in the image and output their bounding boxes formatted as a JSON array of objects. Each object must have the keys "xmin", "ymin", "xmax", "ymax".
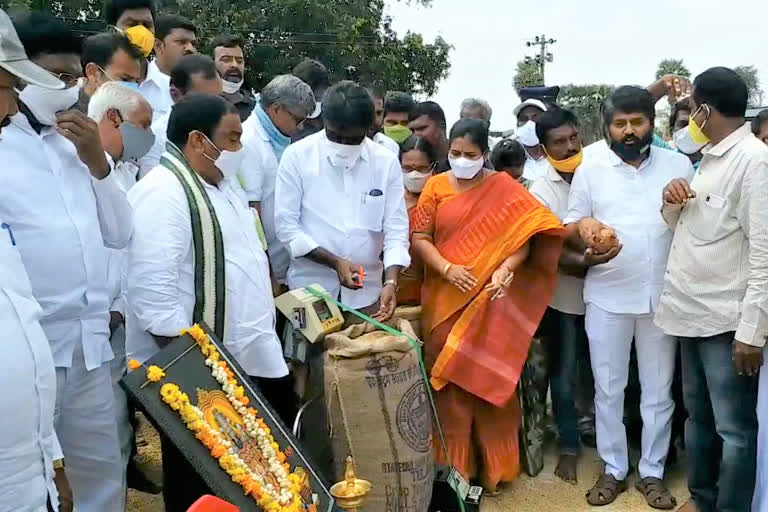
[{"xmin": 126, "ymin": 415, "xmax": 689, "ymax": 512}]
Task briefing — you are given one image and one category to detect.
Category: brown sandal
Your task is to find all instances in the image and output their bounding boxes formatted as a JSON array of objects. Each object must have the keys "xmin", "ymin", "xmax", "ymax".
[
  {"xmin": 635, "ymin": 477, "xmax": 677, "ymax": 510},
  {"xmin": 586, "ymin": 473, "xmax": 627, "ymax": 506}
]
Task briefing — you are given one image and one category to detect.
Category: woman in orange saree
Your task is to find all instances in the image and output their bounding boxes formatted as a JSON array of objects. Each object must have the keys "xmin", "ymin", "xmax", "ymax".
[
  {"xmin": 411, "ymin": 119, "xmax": 565, "ymax": 492},
  {"xmin": 397, "ymin": 136, "xmax": 439, "ymax": 306}
]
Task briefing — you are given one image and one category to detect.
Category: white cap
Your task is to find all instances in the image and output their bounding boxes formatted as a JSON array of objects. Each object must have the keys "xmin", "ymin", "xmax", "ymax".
[
  {"xmin": 513, "ymin": 99, "xmax": 547, "ymax": 117},
  {"xmin": 0, "ymin": 9, "xmax": 63, "ymax": 89}
]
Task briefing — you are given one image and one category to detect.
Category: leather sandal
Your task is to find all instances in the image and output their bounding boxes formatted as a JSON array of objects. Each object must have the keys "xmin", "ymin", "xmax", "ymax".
[
  {"xmin": 586, "ymin": 473, "xmax": 627, "ymax": 506},
  {"xmin": 635, "ymin": 477, "xmax": 677, "ymax": 510}
]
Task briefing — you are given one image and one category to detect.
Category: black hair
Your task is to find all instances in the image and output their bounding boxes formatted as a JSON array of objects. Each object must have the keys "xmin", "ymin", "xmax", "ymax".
[
  {"xmin": 751, "ymin": 109, "xmax": 768, "ymax": 136},
  {"xmin": 322, "ymin": 80, "xmax": 375, "ymax": 131},
  {"xmin": 81, "ymin": 32, "xmax": 143, "ymax": 74},
  {"xmin": 155, "ymin": 14, "xmax": 197, "ymax": 42},
  {"xmin": 449, "ymin": 117, "xmax": 489, "ymax": 153},
  {"xmin": 211, "ymin": 34, "xmax": 244, "ymax": 51},
  {"xmin": 292, "ymin": 59, "xmax": 330, "ymax": 96},
  {"xmin": 602, "ymin": 85, "xmax": 656, "ymax": 127},
  {"xmin": 693, "ymin": 67, "xmax": 748, "ymax": 118},
  {"xmin": 490, "ymin": 138, "xmax": 527, "ymax": 170},
  {"xmin": 12, "ymin": 11, "xmax": 82, "ymax": 60},
  {"xmin": 365, "ymin": 85, "xmax": 387, "ymax": 102},
  {"xmin": 167, "ymin": 93, "xmax": 237, "ymax": 149},
  {"xmin": 103, "ymin": 0, "xmax": 156, "ymax": 27},
  {"xmin": 409, "ymin": 101, "xmax": 446, "ymax": 128},
  {"xmin": 384, "ymin": 91, "xmax": 415, "ymax": 117},
  {"xmin": 399, "ymin": 136, "xmax": 439, "ymax": 164},
  {"xmin": 170, "ymin": 54, "xmax": 217, "ymax": 93},
  {"xmin": 669, "ymin": 97, "xmax": 691, "ymax": 131},
  {"xmin": 535, "ymin": 107, "xmax": 579, "ymax": 146}
]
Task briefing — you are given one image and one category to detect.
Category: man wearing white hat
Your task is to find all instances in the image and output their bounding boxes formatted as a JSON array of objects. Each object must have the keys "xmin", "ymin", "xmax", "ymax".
[
  {"xmin": 514, "ymin": 98, "xmax": 550, "ymax": 181},
  {"xmin": 0, "ymin": 8, "xmax": 72, "ymax": 511}
]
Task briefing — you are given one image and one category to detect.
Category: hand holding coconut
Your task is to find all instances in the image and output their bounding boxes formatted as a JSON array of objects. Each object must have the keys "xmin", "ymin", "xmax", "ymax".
[{"xmin": 577, "ymin": 217, "xmax": 623, "ymax": 266}]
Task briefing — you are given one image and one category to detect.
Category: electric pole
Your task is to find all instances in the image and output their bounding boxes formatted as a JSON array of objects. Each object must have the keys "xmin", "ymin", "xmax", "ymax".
[{"xmin": 524, "ymin": 34, "xmax": 556, "ymax": 84}]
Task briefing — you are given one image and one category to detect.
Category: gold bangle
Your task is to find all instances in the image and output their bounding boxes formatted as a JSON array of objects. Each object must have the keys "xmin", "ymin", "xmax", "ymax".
[{"xmin": 442, "ymin": 262, "xmax": 453, "ymax": 276}]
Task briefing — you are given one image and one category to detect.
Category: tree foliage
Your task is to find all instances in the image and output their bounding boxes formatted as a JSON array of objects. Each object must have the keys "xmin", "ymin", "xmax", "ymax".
[
  {"xmin": 513, "ymin": 59, "xmax": 543, "ymax": 93},
  {"xmin": 734, "ymin": 65, "xmax": 764, "ymax": 106},
  {"xmin": 2, "ymin": 0, "xmax": 452, "ymax": 96},
  {"xmin": 559, "ymin": 84, "xmax": 615, "ymax": 144},
  {"xmin": 655, "ymin": 58, "xmax": 690, "ymax": 80}
]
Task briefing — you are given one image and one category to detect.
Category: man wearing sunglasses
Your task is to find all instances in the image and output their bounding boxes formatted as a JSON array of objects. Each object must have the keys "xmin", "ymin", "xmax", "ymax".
[{"xmin": 1, "ymin": 11, "xmax": 131, "ymax": 512}]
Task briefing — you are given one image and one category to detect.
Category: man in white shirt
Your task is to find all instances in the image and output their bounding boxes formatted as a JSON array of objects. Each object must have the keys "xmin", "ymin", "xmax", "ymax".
[
  {"xmin": 655, "ymin": 68, "xmax": 768, "ymax": 512},
  {"xmin": 530, "ymin": 108, "xmax": 602, "ymax": 485},
  {"xmin": 3, "ymin": 12, "xmax": 132, "ymax": 512},
  {"xmin": 126, "ymin": 93, "xmax": 290, "ymax": 511},
  {"xmin": 0, "ymin": 10, "xmax": 71, "ymax": 511},
  {"xmin": 564, "ymin": 86, "xmax": 693, "ymax": 507},
  {"xmin": 513, "ymin": 98, "xmax": 549, "ymax": 180},
  {"xmin": 87, "ymin": 81, "xmax": 155, "ymax": 491},
  {"xmin": 275, "ymin": 80, "xmax": 410, "ymax": 321},
  {"xmin": 239, "ymin": 74, "xmax": 315, "ymax": 285},
  {"xmin": 140, "ymin": 14, "xmax": 197, "ymax": 120},
  {"xmin": 139, "ymin": 54, "xmax": 222, "ymax": 178},
  {"xmin": 77, "ymin": 32, "xmax": 143, "ymax": 113}
]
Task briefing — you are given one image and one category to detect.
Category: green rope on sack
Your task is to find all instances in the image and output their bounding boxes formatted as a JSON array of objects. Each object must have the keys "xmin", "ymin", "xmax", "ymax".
[{"xmin": 305, "ymin": 285, "xmax": 466, "ymax": 512}]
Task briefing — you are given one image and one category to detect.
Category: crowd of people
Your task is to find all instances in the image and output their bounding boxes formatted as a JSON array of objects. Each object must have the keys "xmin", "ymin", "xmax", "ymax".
[{"xmin": 1, "ymin": 1, "xmax": 768, "ymax": 512}]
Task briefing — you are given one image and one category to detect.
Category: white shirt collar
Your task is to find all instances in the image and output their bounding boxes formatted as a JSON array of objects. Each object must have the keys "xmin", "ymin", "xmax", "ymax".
[{"xmin": 145, "ymin": 60, "xmax": 170, "ymax": 88}]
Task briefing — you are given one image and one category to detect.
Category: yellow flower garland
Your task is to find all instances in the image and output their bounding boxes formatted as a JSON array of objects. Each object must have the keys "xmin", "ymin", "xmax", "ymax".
[{"xmin": 154, "ymin": 324, "xmax": 316, "ymax": 512}]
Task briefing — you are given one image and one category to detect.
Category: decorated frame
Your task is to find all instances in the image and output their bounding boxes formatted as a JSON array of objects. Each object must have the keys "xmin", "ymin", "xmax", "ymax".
[{"xmin": 121, "ymin": 323, "xmax": 337, "ymax": 512}]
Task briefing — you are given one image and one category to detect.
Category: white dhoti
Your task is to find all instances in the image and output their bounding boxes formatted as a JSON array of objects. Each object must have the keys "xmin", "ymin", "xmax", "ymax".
[
  {"xmin": 586, "ymin": 303, "xmax": 676, "ymax": 480},
  {"xmin": 753, "ymin": 364, "xmax": 768, "ymax": 512},
  {"xmin": 55, "ymin": 341, "xmax": 126, "ymax": 512}
]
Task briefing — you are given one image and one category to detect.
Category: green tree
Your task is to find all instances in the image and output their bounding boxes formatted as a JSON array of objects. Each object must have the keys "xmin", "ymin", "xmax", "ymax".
[
  {"xmin": 558, "ymin": 84, "xmax": 615, "ymax": 144},
  {"xmin": 734, "ymin": 65, "xmax": 764, "ymax": 106},
  {"xmin": 513, "ymin": 59, "xmax": 543, "ymax": 93},
  {"xmin": 3, "ymin": 0, "xmax": 452, "ymax": 96},
  {"xmin": 655, "ymin": 58, "xmax": 690, "ymax": 80}
]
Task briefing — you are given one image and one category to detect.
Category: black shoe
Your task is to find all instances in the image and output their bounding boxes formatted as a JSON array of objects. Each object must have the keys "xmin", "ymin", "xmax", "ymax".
[{"xmin": 127, "ymin": 460, "xmax": 162, "ymax": 495}]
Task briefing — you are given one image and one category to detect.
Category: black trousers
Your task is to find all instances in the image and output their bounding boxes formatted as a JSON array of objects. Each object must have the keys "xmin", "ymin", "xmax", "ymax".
[{"xmin": 161, "ymin": 374, "xmax": 299, "ymax": 511}]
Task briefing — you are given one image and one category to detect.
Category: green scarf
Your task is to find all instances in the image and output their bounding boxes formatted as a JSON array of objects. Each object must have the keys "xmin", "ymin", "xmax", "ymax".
[{"xmin": 160, "ymin": 143, "xmax": 226, "ymax": 340}]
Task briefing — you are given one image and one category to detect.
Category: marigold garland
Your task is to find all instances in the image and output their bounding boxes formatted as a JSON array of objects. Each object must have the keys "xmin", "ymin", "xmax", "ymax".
[{"xmin": 157, "ymin": 324, "xmax": 315, "ymax": 512}]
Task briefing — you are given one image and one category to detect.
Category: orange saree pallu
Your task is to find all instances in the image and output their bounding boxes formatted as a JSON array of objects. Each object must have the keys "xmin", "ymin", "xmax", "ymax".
[{"xmin": 412, "ymin": 172, "xmax": 564, "ymax": 487}]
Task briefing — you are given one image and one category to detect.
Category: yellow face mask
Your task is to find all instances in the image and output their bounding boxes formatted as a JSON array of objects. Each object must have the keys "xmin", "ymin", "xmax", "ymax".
[
  {"xmin": 123, "ymin": 25, "xmax": 155, "ymax": 57},
  {"xmin": 688, "ymin": 104, "xmax": 711, "ymax": 146},
  {"xmin": 546, "ymin": 148, "xmax": 583, "ymax": 173}
]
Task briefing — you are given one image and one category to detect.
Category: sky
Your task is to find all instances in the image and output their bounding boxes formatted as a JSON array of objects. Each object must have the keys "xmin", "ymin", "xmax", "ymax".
[{"xmin": 384, "ymin": 0, "xmax": 768, "ymax": 132}]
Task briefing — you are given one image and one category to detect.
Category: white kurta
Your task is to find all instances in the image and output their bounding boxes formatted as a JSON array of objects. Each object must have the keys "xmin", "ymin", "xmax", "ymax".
[
  {"xmin": 274, "ymin": 131, "xmax": 411, "ymax": 309},
  {"xmin": 139, "ymin": 60, "xmax": 172, "ymax": 122},
  {"xmin": 239, "ymin": 113, "xmax": 291, "ymax": 282},
  {"xmin": 0, "ymin": 113, "xmax": 130, "ymax": 511},
  {"xmin": 126, "ymin": 164, "xmax": 288, "ymax": 378},
  {"xmin": 0, "ymin": 221, "xmax": 61, "ymax": 512}
]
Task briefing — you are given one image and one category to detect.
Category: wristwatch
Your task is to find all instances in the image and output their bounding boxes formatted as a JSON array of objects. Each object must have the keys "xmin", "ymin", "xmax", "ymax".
[
  {"xmin": 53, "ymin": 458, "xmax": 65, "ymax": 471},
  {"xmin": 383, "ymin": 279, "xmax": 399, "ymax": 291}
]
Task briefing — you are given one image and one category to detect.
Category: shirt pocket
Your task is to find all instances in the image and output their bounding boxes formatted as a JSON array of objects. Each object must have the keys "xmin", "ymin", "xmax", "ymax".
[
  {"xmin": 687, "ymin": 194, "xmax": 727, "ymax": 241},
  {"xmin": 357, "ymin": 194, "xmax": 385, "ymax": 232}
]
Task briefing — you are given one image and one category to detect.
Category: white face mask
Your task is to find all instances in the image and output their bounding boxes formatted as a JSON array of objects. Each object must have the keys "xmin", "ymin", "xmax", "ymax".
[
  {"xmin": 325, "ymin": 136, "xmax": 363, "ymax": 170},
  {"xmin": 201, "ymin": 133, "xmax": 245, "ymax": 180},
  {"xmin": 449, "ymin": 155, "xmax": 484, "ymax": 179},
  {"xmin": 672, "ymin": 125, "xmax": 706, "ymax": 155},
  {"xmin": 221, "ymin": 77, "xmax": 244, "ymax": 95},
  {"xmin": 403, "ymin": 170, "xmax": 432, "ymax": 193},
  {"xmin": 517, "ymin": 119, "xmax": 540, "ymax": 147},
  {"xmin": 17, "ymin": 81, "xmax": 81, "ymax": 126}
]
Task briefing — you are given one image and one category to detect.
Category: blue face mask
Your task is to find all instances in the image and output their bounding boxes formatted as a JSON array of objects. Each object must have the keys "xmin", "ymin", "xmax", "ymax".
[{"xmin": 118, "ymin": 81, "xmax": 141, "ymax": 92}]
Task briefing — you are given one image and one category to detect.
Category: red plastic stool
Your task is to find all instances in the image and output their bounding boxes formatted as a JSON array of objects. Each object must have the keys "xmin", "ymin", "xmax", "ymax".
[{"xmin": 186, "ymin": 495, "xmax": 240, "ymax": 512}]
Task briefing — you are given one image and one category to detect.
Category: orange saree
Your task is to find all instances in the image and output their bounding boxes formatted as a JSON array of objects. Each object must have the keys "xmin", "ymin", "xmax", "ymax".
[
  {"xmin": 411, "ymin": 171, "xmax": 564, "ymax": 487},
  {"xmin": 397, "ymin": 205, "xmax": 424, "ymax": 306}
]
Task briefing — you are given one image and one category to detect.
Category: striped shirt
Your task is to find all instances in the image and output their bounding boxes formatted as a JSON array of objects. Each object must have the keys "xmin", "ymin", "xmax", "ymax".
[{"xmin": 655, "ymin": 124, "xmax": 768, "ymax": 347}]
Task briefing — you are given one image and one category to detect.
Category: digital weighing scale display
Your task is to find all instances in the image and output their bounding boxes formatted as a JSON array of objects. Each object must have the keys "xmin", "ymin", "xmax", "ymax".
[{"xmin": 312, "ymin": 299, "xmax": 332, "ymax": 321}]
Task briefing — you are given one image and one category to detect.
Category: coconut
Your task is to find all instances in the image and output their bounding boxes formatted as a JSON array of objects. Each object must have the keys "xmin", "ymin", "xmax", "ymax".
[{"xmin": 591, "ymin": 226, "xmax": 619, "ymax": 255}]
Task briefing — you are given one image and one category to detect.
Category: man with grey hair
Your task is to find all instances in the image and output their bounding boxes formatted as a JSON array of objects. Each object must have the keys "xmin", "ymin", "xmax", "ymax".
[
  {"xmin": 240, "ymin": 73, "xmax": 315, "ymax": 287},
  {"xmin": 460, "ymin": 97, "xmax": 493, "ymax": 126},
  {"xmin": 88, "ymin": 80, "xmax": 154, "ymax": 487}
]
